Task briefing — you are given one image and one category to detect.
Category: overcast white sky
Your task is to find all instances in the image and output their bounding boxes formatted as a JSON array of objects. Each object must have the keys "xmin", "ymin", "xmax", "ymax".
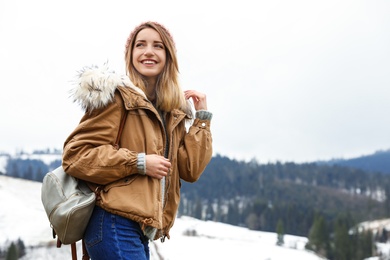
[{"xmin": 0, "ymin": 0, "xmax": 389, "ymax": 163}]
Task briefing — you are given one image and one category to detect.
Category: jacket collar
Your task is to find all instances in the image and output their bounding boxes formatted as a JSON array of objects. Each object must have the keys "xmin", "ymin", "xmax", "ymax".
[{"xmin": 69, "ymin": 63, "xmax": 145, "ymax": 112}]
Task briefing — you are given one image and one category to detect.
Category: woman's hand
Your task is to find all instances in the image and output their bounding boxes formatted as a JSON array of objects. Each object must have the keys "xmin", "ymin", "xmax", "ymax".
[
  {"xmin": 145, "ymin": 154, "xmax": 171, "ymax": 179},
  {"xmin": 184, "ymin": 90, "xmax": 208, "ymax": 111}
]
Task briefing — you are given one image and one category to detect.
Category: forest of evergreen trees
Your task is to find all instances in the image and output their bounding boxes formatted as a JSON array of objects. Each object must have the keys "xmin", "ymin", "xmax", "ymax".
[
  {"xmin": 178, "ymin": 154, "xmax": 390, "ymax": 259},
  {"xmin": 2, "ymin": 151, "xmax": 390, "ymax": 259},
  {"xmin": 180, "ymin": 155, "xmax": 390, "ymax": 232}
]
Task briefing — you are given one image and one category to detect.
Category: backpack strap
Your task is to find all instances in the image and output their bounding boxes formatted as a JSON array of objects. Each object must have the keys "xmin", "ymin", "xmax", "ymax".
[
  {"xmin": 113, "ymin": 109, "xmax": 128, "ymax": 149},
  {"xmin": 82, "ymin": 239, "xmax": 90, "ymax": 260},
  {"xmin": 71, "ymin": 243, "xmax": 77, "ymax": 260}
]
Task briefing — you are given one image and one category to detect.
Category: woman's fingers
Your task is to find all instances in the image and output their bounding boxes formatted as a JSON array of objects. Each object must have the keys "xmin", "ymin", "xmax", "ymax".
[
  {"xmin": 184, "ymin": 90, "xmax": 208, "ymax": 111},
  {"xmin": 145, "ymin": 154, "xmax": 171, "ymax": 179}
]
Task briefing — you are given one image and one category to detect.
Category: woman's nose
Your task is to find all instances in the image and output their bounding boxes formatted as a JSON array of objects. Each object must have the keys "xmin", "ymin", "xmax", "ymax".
[{"xmin": 143, "ymin": 46, "xmax": 154, "ymax": 56}]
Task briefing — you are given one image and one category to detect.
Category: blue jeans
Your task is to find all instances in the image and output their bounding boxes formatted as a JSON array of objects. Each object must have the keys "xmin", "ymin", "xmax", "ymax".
[{"xmin": 84, "ymin": 206, "xmax": 150, "ymax": 260}]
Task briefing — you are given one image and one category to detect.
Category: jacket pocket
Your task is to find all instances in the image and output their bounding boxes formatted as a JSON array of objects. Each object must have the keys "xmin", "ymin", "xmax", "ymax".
[
  {"xmin": 99, "ymin": 175, "xmax": 161, "ymax": 220},
  {"xmin": 103, "ymin": 175, "xmax": 138, "ymax": 192}
]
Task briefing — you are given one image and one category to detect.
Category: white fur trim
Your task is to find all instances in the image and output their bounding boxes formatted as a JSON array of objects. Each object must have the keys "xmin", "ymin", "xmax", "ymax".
[{"xmin": 69, "ymin": 63, "xmax": 142, "ymax": 111}]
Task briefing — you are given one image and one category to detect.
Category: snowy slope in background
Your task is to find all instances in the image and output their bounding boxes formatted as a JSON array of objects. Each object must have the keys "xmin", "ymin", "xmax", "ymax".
[
  {"xmin": 0, "ymin": 176, "xmax": 50, "ymax": 246},
  {"xmin": 1, "ymin": 174, "xmax": 382, "ymax": 260},
  {"xmin": 158, "ymin": 216, "xmax": 322, "ymax": 260}
]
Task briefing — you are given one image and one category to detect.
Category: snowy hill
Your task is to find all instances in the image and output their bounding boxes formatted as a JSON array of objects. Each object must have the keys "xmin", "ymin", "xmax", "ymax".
[
  {"xmin": 0, "ymin": 151, "xmax": 62, "ymax": 175},
  {"xmin": 0, "ymin": 174, "xmax": 330, "ymax": 260}
]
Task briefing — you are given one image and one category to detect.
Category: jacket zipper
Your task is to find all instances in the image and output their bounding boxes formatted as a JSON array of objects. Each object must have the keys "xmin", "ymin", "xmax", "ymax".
[{"xmin": 153, "ymin": 107, "xmax": 185, "ymax": 241}]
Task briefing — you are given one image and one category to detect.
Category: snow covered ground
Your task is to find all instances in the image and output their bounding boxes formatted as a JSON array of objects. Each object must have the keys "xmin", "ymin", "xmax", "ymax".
[
  {"xmin": 0, "ymin": 174, "xmax": 387, "ymax": 259},
  {"xmin": 154, "ymin": 216, "xmax": 323, "ymax": 260}
]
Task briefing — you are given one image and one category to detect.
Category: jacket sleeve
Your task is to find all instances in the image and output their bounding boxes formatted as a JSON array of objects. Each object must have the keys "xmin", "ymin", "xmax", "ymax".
[
  {"xmin": 177, "ymin": 114, "xmax": 213, "ymax": 183},
  {"xmin": 62, "ymin": 93, "xmax": 139, "ymax": 185}
]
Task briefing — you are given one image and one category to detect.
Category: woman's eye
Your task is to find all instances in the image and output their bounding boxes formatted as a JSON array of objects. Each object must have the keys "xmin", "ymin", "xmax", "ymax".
[
  {"xmin": 155, "ymin": 44, "xmax": 164, "ymax": 49},
  {"xmin": 135, "ymin": 43, "xmax": 145, "ymax": 47}
]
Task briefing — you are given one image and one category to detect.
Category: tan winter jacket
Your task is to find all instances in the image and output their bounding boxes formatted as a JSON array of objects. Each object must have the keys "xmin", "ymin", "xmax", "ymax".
[{"xmin": 62, "ymin": 65, "xmax": 213, "ymax": 240}]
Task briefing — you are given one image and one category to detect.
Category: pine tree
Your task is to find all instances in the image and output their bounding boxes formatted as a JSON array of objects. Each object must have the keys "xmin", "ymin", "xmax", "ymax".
[
  {"xmin": 333, "ymin": 222, "xmax": 351, "ymax": 260},
  {"xmin": 306, "ymin": 214, "xmax": 329, "ymax": 257},
  {"xmin": 355, "ymin": 229, "xmax": 373, "ymax": 260},
  {"xmin": 6, "ymin": 242, "xmax": 18, "ymax": 260},
  {"xmin": 276, "ymin": 219, "xmax": 284, "ymax": 246}
]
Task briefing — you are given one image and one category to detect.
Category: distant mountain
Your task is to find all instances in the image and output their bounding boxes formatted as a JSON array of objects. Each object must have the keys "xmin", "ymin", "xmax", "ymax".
[{"xmin": 322, "ymin": 149, "xmax": 390, "ymax": 174}]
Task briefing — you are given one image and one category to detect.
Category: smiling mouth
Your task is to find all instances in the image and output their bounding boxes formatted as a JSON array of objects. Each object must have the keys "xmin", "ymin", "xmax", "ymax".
[{"xmin": 142, "ymin": 60, "xmax": 156, "ymax": 65}]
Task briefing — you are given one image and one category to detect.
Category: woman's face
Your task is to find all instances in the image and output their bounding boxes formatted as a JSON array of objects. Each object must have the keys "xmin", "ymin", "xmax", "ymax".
[{"xmin": 132, "ymin": 28, "xmax": 166, "ymax": 82}]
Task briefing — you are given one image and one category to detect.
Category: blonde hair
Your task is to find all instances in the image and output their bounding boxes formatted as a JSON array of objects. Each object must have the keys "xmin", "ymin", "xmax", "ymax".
[{"xmin": 125, "ymin": 21, "xmax": 190, "ymax": 114}]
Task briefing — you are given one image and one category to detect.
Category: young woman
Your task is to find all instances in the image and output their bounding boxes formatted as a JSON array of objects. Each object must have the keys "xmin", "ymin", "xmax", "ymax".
[{"xmin": 62, "ymin": 21, "xmax": 213, "ymax": 259}]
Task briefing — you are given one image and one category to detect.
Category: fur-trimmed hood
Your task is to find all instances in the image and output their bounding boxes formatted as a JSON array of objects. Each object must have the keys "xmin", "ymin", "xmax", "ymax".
[{"xmin": 70, "ymin": 63, "xmax": 145, "ymax": 112}]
